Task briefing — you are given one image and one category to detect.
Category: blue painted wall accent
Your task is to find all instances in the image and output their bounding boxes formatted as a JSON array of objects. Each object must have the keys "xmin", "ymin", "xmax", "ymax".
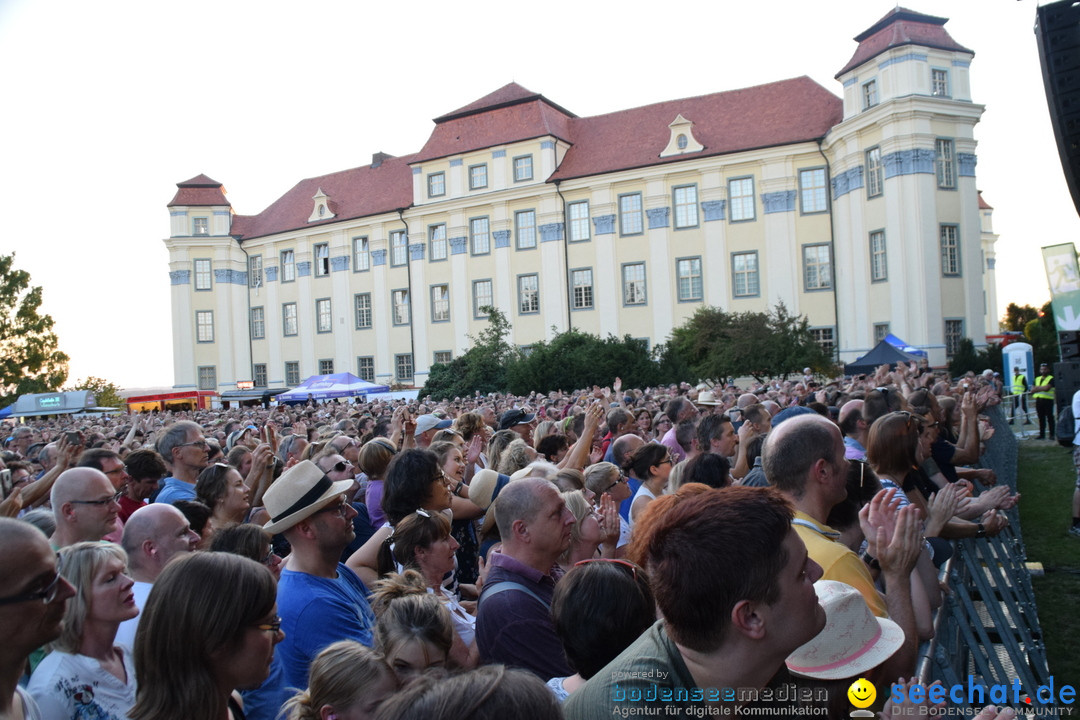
[
  {"xmin": 170, "ymin": 270, "xmax": 191, "ymax": 285},
  {"xmin": 831, "ymin": 166, "xmax": 865, "ymax": 199},
  {"xmin": 412, "ymin": 167, "xmax": 422, "ymax": 175},
  {"xmin": 646, "ymin": 207, "xmax": 670, "ymax": 229},
  {"xmin": 540, "ymin": 223, "xmax": 563, "ymax": 242},
  {"xmin": 878, "ymin": 52, "xmax": 927, "ymax": 70},
  {"xmin": 958, "ymin": 153, "xmax": 977, "ymax": 177},
  {"xmin": 593, "ymin": 214, "xmax": 616, "ymax": 235},
  {"xmin": 409, "ymin": 243, "xmax": 425, "ymax": 260},
  {"xmin": 951, "ymin": 59, "xmax": 971, "ymax": 68},
  {"xmin": 265, "ymin": 267, "xmax": 278, "ymax": 282},
  {"xmin": 762, "ymin": 190, "xmax": 797, "ymax": 214},
  {"xmin": 214, "ymin": 269, "xmax": 232, "ymax": 284},
  {"xmin": 331, "ymin": 256, "xmax": 350, "ymax": 272},
  {"xmin": 493, "ymin": 230, "xmax": 511, "ymax": 249},
  {"xmin": 987, "ymin": 257, "xmax": 996, "ymax": 270},
  {"xmin": 541, "ymin": 140, "xmax": 555, "ymax": 150},
  {"xmin": 702, "ymin": 200, "xmax": 726, "ymax": 222},
  {"xmin": 372, "ymin": 250, "xmax": 387, "ymax": 266},
  {"xmin": 842, "ymin": 76, "xmax": 859, "ymax": 88},
  {"xmin": 492, "ymin": 149, "xmax": 506, "ymax": 159},
  {"xmin": 211, "ymin": 269, "xmax": 248, "ymax": 285},
  {"xmin": 169, "ymin": 211, "xmax": 186, "ymax": 216},
  {"xmin": 449, "ymin": 159, "xmax": 463, "ymax": 167},
  {"xmin": 213, "ymin": 211, "xmax": 230, "ymax": 216},
  {"xmin": 297, "ymin": 261, "xmax": 312, "ymax": 277},
  {"xmin": 882, "ymin": 149, "xmax": 935, "ymax": 179},
  {"xmin": 450, "ymin": 237, "xmax": 468, "ymax": 255}
]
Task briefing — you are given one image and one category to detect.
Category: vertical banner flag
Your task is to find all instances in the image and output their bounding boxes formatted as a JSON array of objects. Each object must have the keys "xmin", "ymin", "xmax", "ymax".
[{"xmin": 1042, "ymin": 243, "xmax": 1080, "ymax": 331}]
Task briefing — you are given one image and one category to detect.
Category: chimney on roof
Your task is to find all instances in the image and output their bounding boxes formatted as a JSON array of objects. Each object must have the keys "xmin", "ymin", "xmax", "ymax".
[{"xmin": 372, "ymin": 151, "xmax": 391, "ymax": 168}]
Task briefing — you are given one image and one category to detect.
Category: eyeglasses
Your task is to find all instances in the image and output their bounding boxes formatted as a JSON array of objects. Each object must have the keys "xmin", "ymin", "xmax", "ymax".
[
  {"xmin": 0, "ymin": 555, "xmax": 65, "ymax": 606},
  {"xmin": 573, "ymin": 557, "xmax": 641, "ymax": 582},
  {"xmin": 70, "ymin": 490, "xmax": 124, "ymax": 506},
  {"xmin": 602, "ymin": 473, "xmax": 628, "ymax": 494},
  {"xmin": 104, "ymin": 466, "xmax": 128, "ymax": 477},
  {"xmin": 312, "ymin": 496, "xmax": 350, "ymax": 518},
  {"xmin": 659, "ymin": 455, "xmax": 674, "ymax": 466},
  {"xmin": 253, "ymin": 616, "xmax": 282, "ymax": 633},
  {"xmin": 261, "ymin": 547, "xmax": 278, "ymax": 566},
  {"xmin": 332, "ymin": 461, "xmax": 352, "ymax": 473},
  {"xmin": 177, "ymin": 440, "xmax": 210, "ymax": 450}
]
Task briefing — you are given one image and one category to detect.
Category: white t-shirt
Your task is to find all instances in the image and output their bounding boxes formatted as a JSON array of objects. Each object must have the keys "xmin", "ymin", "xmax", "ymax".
[{"xmin": 27, "ymin": 646, "xmax": 136, "ymax": 720}]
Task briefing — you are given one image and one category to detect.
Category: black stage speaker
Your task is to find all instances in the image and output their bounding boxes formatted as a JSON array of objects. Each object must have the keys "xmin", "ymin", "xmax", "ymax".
[
  {"xmin": 1054, "ymin": 361, "xmax": 1080, "ymax": 409},
  {"xmin": 1037, "ymin": 0, "xmax": 1080, "ymax": 218}
]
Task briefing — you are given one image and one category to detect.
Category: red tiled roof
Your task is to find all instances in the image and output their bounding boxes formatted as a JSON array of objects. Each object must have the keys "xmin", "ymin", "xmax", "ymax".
[
  {"xmin": 978, "ymin": 191, "xmax": 993, "ymax": 210},
  {"xmin": 167, "ymin": 174, "xmax": 229, "ymax": 207},
  {"xmin": 229, "ymin": 154, "xmax": 415, "ymax": 241},
  {"xmin": 550, "ymin": 76, "xmax": 842, "ymax": 182},
  {"xmin": 836, "ymin": 8, "xmax": 973, "ymax": 78},
  {"xmin": 435, "ymin": 82, "xmax": 568, "ymax": 122}
]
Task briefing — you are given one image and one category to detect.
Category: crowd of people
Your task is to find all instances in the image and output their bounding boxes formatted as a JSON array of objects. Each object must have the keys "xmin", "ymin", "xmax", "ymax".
[{"xmin": 0, "ymin": 362, "xmax": 1025, "ymax": 719}]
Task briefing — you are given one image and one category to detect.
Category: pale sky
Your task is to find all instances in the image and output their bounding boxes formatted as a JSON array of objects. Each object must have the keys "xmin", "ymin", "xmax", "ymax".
[{"xmin": 0, "ymin": 0, "xmax": 1070, "ymax": 389}]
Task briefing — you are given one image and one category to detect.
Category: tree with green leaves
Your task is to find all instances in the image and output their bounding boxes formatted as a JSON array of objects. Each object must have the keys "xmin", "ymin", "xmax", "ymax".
[
  {"xmin": 1022, "ymin": 301, "xmax": 1058, "ymax": 367},
  {"xmin": 505, "ymin": 331, "xmax": 663, "ymax": 395},
  {"xmin": 65, "ymin": 376, "xmax": 123, "ymax": 409},
  {"xmin": 422, "ymin": 306, "xmax": 514, "ymax": 399},
  {"xmin": 1001, "ymin": 302, "xmax": 1040, "ymax": 332},
  {"xmin": 0, "ymin": 253, "xmax": 69, "ymax": 407}
]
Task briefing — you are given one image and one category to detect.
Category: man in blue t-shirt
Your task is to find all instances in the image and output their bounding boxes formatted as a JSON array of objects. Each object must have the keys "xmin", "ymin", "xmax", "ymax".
[{"xmin": 241, "ymin": 460, "xmax": 374, "ymax": 720}]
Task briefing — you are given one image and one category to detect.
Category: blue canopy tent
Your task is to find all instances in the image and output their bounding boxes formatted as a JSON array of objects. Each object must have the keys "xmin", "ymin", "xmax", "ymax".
[
  {"xmin": 844, "ymin": 340, "xmax": 921, "ymax": 376},
  {"xmin": 882, "ymin": 333, "xmax": 928, "ymax": 359},
  {"xmin": 276, "ymin": 373, "xmax": 389, "ymax": 404}
]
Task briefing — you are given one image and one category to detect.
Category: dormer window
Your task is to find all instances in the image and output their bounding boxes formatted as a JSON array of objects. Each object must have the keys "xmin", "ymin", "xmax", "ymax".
[
  {"xmin": 862, "ymin": 80, "xmax": 878, "ymax": 110},
  {"xmin": 660, "ymin": 114, "xmax": 704, "ymax": 158},
  {"xmin": 193, "ymin": 217, "xmax": 209, "ymax": 236},
  {"xmin": 308, "ymin": 188, "xmax": 336, "ymax": 223}
]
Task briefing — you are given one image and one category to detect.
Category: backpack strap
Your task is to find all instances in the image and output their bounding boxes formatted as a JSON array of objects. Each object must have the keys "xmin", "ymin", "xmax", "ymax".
[{"xmin": 478, "ymin": 580, "xmax": 549, "ymax": 611}]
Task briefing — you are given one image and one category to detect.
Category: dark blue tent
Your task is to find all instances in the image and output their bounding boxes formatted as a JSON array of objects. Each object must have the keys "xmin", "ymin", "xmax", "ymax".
[{"xmin": 844, "ymin": 340, "xmax": 920, "ymax": 376}]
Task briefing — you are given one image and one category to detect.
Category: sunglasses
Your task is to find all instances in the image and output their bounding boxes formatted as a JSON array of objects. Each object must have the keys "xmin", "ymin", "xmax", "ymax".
[
  {"xmin": 332, "ymin": 461, "xmax": 352, "ymax": 473},
  {"xmin": 602, "ymin": 473, "xmax": 628, "ymax": 494}
]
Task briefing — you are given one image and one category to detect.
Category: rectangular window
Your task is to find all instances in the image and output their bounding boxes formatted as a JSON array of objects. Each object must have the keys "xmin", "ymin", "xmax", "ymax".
[
  {"xmin": 196, "ymin": 310, "xmax": 214, "ymax": 343},
  {"xmin": 870, "ymin": 231, "xmax": 887, "ymax": 282},
  {"xmin": 811, "ymin": 328, "xmax": 835, "ymax": 355},
  {"xmin": 945, "ymin": 320, "xmax": 964, "ymax": 357},
  {"xmin": 732, "ymin": 251, "xmax": 760, "ymax": 298},
  {"xmin": 676, "ymin": 258, "xmax": 703, "ymax": 302},
  {"xmin": 193, "ymin": 217, "xmax": 209, "ymax": 236},
  {"xmin": 352, "ymin": 237, "xmax": 369, "ymax": 272},
  {"xmin": 316, "ymin": 298, "xmax": 332, "ymax": 333},
  {"xmin": 518, "ymin": 274, "xmax": 539, "ymax": 314},
  {"xmin": 513, "ymin": 155, "xmax": 533, "ymax": 182},
  {"xmin": 250, "ymin": 306, "xmax": 265, "ymax": 340},
  {"xmin": 194, "ymin": 259, "xmax": 212, "ymax": 290},
  {"xmin": 515, "ymin": 210, "xmax": 537, "ymax": 250},
  {"xmin": 248, "ymin": 255, "xmax": 263, "ymax": 288},
  {"xmin": 571, "ymin": 268, "xmax": 594, "ymax": 310},
  {"xmin": 936, "ymin": 138, "xmax": 956, "ymax": 189},
  {"xmin": 673, "ymin": 185, "xmax": 699, "ymax": 229},
  {"xmin": 354, "ymin": 293, "xmax": 372, "ymax": 329},
  {"xmin": 728, "ymin": 177, "xmax": 755, "ymax": 221},
  {"xmin": 319, "ymin": 359, "xmax": 334, "ymax": 375},
  {"xmin": 392, "ymin": 289, "xmax": 410, "ymax": 326},
  {"xmin": 469, "ymin": 164, "xmax": 488, "ymax": 190},
  {"xmin": 395, "ymin": 354, "xmax": 414, "ymax": 383},
  {"xmin": 470, "ymin": 217, "xmax": 490, "ymax": 255},
  {"xmin": 473, "ymin": 280, "xmax": 492, "ymax": 318},
  {"xmin": 283, "ymin": 303, "xmax": 298, "ymax": 336},
  {"xmin": 285, "ymin": 361, "xmax": 300, "ymax": 386},
  {"xmin": 940, "ymin": 225, "xmax": 960, "ymax": 276},
  {"xmin": 799, "ymin": 168, "xmax": 827, "ymax": 214},
  {"xmin": 931, "ymin": 68, "xmax": 949, "ymax": 97},
  {"xmin": 862, "ymin": 79, "xmax": 878, "ymax": 110},
  {"xmin": 431, "ymin": 284, "xmax": 450, "ymax": 322},
  {"xmin": 803, "ymin": 244, "xmax": 833, "ymax": 291},
  {"xmin": 390, "ymin": 231, "xmax": 407, "ymax": 267},
  {"xmin": 357, "ymin": 357, "xmax": 374, "ymax": 382},
  {"xmin": 568, "ymin": 200, "xmax": 590, "ymax": 242},
  {"xmin": 622, "ymin": 263, "xmax": 647, "ymax": 306},
  {"xmin": 866, "ymin": 147, "xmax": 883, "ymax": 198},
  {"xmin": 427, "ymin": 172, "xmax": 445, "ymax": 198},
  {"xmin": 619, "ymin": 193, "xmax": 643, "ymax": 235},
  {"xmin": 253, "ymin": 364, "xmax": 267, "ymax": 388},
  {"xmin": 280, "ymin": 249, "xmax": 296, "ymax": 282},
  {"xmin": 434, "ymin": 351, "xmax": 452, "ymax": 364},
  {"xmin": 198, "ymin": 366, "xmax": 216, "ymax": 390},
  {"xmin": 429, "ymin": 224, "xmax": 447, "ymax": 261},
  {"xmin": 314, "ymin": 243, "xmax": 330, "ymax": 276},
  {"xmin": 874, "ymin": 323, "xmax": 890, "ymax": 344}
]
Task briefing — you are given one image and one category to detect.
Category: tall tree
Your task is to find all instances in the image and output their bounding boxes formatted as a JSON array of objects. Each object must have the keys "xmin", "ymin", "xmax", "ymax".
[
  {"xmin": 0, "ymin": 253, "xmax": 69, "ymax": 407},
  {"xmin": 65, "ymin": 376, "xmax": 123, "ymax": 409},
  {"xmin": 1001, "ymin": 302, "xmax": 1040, "ymax": 332}
]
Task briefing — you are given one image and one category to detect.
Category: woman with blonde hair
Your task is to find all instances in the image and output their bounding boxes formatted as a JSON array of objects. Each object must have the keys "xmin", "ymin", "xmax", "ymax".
[
  {"xmin": 371, "ymin": 572, "xmax": 456, "ymax": 682},
  {"xmin": 282, "ymin": 641, "xmax": 396, "ymax": 720},
  {"xmin": 557, "ymin": 490, "xmax": 619, "ymax": 571},
  {"xmin": 27, "ymin": 542, "xmax": 139, "ymax": 720}
]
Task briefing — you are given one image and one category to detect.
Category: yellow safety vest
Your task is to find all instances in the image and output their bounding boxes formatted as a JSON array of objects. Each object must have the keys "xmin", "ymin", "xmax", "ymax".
[
  {"xmin": 1012, "ymin": 375, "xmax": 1026, "ymax": 395},
  {"xmin": 1033, "ymin": 375, "xmax": 1054, "ymax": 401}
]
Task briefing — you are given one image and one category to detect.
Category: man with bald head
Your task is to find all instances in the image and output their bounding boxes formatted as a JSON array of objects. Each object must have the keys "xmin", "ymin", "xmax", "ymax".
[
  {"xmin": 611, "ymin": 434, "xmax": 645, "ymax": 521},
  {"xmin": 114, "ymin": 503, "xmax": 200, "ymax": 648},
  {"xmin": 838, "ymin": 399, "xmax": 869, "ymax": 461},
  {"xmin": 49, "ymin": 467, "xmax": 120, "ymax": 548}
]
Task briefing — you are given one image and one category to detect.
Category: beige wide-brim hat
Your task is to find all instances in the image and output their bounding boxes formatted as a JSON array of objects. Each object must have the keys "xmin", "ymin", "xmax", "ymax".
[
  {"xmin": 785, "ymin": 580, "xmax": 904, "ymax": 680},
  {"xmin": 695, "ymin": 390, "xmax": 721, "ymax": 406},
  {"xmin": 262, "ymin": 460, "xmax": 354, "ymax": 534}
]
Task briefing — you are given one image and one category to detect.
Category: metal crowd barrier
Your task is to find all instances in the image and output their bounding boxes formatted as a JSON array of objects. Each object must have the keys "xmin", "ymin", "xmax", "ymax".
[{"xmin": 917, "ymin": 405, "xmax": 1059, "ymax": 717}]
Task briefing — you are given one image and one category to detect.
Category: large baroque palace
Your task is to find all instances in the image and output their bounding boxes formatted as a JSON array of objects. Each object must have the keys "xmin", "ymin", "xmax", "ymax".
[{"xmin": 166, "ymin": 8, "xmax": 998, "ymax": 393}]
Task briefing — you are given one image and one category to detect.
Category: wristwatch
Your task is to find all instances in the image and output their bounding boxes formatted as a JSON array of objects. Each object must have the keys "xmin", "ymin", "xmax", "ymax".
[{"xmin": 975, "ymin": 523, "xmax": 986, "ymax": 539}]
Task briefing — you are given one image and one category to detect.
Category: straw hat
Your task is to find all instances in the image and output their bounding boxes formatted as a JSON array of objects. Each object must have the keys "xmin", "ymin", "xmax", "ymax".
[
  {"xmin": 262, "ymin": 460, "xmax": 355, "ymax": 534},
  {"xmin": 695, "ymin": 390, "xmax": 721, "ymax": 406},
  {"xmin": 467, "ymin": 469, "xmax": 510, "ymax": 511},
  {"xmin": 785, "ymin": 580, "xmax": 904, "ymax": 680}
]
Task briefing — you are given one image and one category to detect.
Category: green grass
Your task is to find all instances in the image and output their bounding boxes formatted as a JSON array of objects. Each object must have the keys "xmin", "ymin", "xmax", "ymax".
[{"xmin": 1015, "ymin": 438, "xmax": 1080, "ymax": 684}]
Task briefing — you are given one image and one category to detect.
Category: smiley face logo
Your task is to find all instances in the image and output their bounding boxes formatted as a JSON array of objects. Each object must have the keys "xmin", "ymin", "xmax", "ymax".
[{"xmin": 847, "ymin": 678, "xmax": 876, "ymax": 709}]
